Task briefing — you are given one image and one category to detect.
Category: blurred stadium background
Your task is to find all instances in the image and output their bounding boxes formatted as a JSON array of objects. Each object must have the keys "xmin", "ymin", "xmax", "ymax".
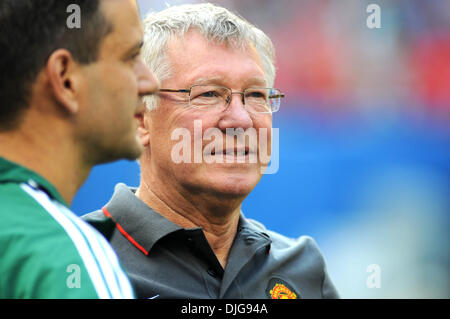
[{"xmin": 72, "ymin": 0, "xmax": 450, "ymax": 298}]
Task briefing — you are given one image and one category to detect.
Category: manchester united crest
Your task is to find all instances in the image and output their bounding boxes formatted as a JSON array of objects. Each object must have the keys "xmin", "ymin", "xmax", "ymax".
[{"xmin": 266, "ymin": 278, "xmax": 299, "ymax": 299}]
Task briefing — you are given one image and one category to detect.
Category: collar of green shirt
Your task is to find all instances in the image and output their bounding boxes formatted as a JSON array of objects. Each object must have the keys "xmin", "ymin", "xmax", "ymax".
[{"xmin": 0, "ymin": 156, "xmax": 68, "ymax": 207}]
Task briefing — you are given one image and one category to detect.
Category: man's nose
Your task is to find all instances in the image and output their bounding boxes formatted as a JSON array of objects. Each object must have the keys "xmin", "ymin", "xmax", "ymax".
[
  {"xmin": 218, "ymin": 93, "xmax": 253, "ymax": 132},
  {"xmin": 137, "ymin": 57, "xmax": 160, "ymax": 96}
]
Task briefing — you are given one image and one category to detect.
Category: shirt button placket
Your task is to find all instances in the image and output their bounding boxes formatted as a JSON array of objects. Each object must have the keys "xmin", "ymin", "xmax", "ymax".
[{"xmin": 207, "ymin": 268, "xmax": 218, "ymax": 278}]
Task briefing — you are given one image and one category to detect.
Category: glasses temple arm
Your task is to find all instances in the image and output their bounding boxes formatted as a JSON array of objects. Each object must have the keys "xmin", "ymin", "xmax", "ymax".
[{"xmin": 159, "ymin": 89, "xmax": 190, "ymax": 93}]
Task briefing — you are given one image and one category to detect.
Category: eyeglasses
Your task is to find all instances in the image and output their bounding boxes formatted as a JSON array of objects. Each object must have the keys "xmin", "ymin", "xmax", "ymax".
[{"xmin": 159, "ymin": 85, "xmax": 285, "ymax": 114}]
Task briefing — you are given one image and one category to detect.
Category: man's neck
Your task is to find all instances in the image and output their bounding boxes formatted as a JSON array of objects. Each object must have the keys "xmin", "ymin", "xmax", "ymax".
[
  {"xmin": 136, "ymin": 177, "xmax": 242, "ymax": 269},
  {"xmin": 0, "ymin": 122, "xmax": 91, "ymax": 206}
]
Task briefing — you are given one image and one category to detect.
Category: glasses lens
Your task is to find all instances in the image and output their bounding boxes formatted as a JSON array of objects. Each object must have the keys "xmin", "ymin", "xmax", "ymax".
[
  {"xmin": 189, "ymin": 85, "xmax": 230, "ymax": 109},
  {"xmin": 269, "ymin": 88, "xmax": 282, "ymax": 112},
  {"xmin": 245, "ymin": 88, "xmax": 281, "ymax": 113}
]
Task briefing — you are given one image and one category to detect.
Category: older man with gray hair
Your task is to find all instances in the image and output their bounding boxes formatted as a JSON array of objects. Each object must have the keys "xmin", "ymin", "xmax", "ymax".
[{"xmin": 84, "ymin": 3, "xmax": 339, "ymax": 299}]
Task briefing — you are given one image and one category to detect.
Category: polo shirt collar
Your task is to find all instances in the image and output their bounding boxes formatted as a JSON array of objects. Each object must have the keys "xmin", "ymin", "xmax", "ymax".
[
  {"xmin": 104, "ymin": 183, "xmax": 183, "ymax": 254},
  {"xmin": 0, "ymin": 156, "xmax": 67, "ymax": 206},
  {"xmin": 104, "ymin": 183, "xmax": 272, "ymax": 255}
]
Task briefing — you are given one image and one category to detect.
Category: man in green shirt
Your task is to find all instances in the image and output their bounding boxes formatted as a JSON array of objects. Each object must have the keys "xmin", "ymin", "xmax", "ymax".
[{"xmin": 0, "ymin": 0, "xmax": 159, "ymax": 298}]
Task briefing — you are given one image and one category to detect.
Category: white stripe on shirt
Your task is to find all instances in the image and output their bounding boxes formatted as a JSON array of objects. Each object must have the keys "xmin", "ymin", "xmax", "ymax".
[
  {"xmin": 58, "ymin": 201, "xmax": 134, "ymax": 298},
  {"xmin": 20, "ymin": 183, "xmax": 134, "ymax": 299}
]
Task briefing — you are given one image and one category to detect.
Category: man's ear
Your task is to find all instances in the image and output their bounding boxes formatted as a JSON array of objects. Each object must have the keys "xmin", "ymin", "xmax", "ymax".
[
  {"xmin": 45, "ymin": 49, "xmax": 81, "ymax": 115},
  {"xmin": 137, "ymin": 111, "xmax": 151, "ymax": 147}
]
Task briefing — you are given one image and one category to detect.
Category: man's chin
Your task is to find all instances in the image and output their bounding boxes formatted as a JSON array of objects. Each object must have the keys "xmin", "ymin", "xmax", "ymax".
[
  {"xmin": 201, "ymin": 174, "xmax": 259, "ymax": 198},
  {"xmin": 93, "ymin": 141, "xmax": 143, "ymax": 165},
  {"xmin": 121, "ymin": 143, "xmax": 144, "ymax": 161},
  {"xmin": 121, "ymin": 133, "xmax": 145, "ymax": 160}
]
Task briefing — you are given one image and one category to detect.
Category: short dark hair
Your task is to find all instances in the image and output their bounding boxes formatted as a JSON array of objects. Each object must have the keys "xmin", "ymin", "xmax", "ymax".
[{"xmin": 0, "ymin": 0, "xmax": 113, "ymax": 130}]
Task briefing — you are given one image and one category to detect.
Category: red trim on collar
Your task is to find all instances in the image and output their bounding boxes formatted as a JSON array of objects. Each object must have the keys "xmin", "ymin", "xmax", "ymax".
[{"xmin": 102, "ymin": 206, "xmax": 149, "ymax": 256}]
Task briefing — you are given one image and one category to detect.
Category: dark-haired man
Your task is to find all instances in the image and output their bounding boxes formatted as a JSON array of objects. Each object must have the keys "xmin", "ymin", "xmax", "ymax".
[{"xmin": 0, "ymin": 0, "xmax": 158, "ymax": 298}]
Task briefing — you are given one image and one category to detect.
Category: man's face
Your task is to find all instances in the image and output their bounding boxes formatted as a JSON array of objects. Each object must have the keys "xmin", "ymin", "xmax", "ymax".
[
  {"xmin": 77, "ymin": 0, "xmax": 158, "ymax": 163},
  {"xmin": 145, "ymin": 30, "xmax": 272, "ymax": 198}
]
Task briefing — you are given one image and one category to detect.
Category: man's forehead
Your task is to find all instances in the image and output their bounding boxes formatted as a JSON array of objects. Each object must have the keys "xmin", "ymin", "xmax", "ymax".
[
  {"xmin": 166, "ymin": 32, "xmax": 265, "ymax": 85},
  {"xmin": 100, "ymin": 0, "xmax": 143, "ymax": 50},
  {"xmin": 100, "ymin": 0, "xmax": 142, "ymax": 34},
  {"xmin": 168, "ymin": 30, "xmax": 252, "ymax": 54},
  {"xmin": 192, "ymin": 76, "xmax": 267, "ymax": 87}
]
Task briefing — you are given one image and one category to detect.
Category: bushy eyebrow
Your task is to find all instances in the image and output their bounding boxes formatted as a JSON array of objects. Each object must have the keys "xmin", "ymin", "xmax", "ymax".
[{"xmin": 244, "ymin": 77, "xmax": 267, "ymax": 87}]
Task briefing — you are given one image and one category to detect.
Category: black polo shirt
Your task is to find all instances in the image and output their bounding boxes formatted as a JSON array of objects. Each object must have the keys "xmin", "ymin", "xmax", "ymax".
[{"xmin": 83, "ymin": 183, "xmax": 339, "ymax": 299}]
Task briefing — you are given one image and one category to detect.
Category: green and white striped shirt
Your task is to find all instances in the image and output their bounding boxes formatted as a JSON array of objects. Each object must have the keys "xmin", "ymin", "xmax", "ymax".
[{"xmin": 0, "ymin": 157, "xmax": 134, "ymax": 298}]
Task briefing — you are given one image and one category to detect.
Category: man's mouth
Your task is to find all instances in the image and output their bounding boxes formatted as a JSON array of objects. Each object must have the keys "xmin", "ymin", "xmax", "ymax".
[
  {"xmin": 211, "ymin": 147, "xmax": 250, "ymax": 156},
  {"xmin": 207, "ymin": 147, "xmax": 260, "ymax": 164}
]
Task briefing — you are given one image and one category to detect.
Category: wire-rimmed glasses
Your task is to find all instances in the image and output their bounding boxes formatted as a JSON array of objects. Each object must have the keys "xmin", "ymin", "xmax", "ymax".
[{"xmin": 159, "ymin": 85, "xmax": 284, "ymax": 114}]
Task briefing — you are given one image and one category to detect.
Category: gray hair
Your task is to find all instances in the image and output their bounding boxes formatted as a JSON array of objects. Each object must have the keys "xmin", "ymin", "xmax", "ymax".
[{"xmin": 142, "ymin": 3, "xmax": 276, "ymax": 110}]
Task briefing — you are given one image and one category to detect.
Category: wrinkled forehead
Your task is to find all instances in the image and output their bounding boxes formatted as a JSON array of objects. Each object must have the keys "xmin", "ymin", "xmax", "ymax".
[
  {"xmin": 165, "ymin": 29, "xmax": 265, "ymax": 84},
  {"xmin": 167, "ymin": 26, "xmax": 252, "ymax": 53}
]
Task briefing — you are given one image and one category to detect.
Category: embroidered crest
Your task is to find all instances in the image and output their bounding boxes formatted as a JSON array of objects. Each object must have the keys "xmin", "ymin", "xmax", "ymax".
[{"xmin": 267, "ymin": 278, "xmax": 299, "ymax": 299}]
